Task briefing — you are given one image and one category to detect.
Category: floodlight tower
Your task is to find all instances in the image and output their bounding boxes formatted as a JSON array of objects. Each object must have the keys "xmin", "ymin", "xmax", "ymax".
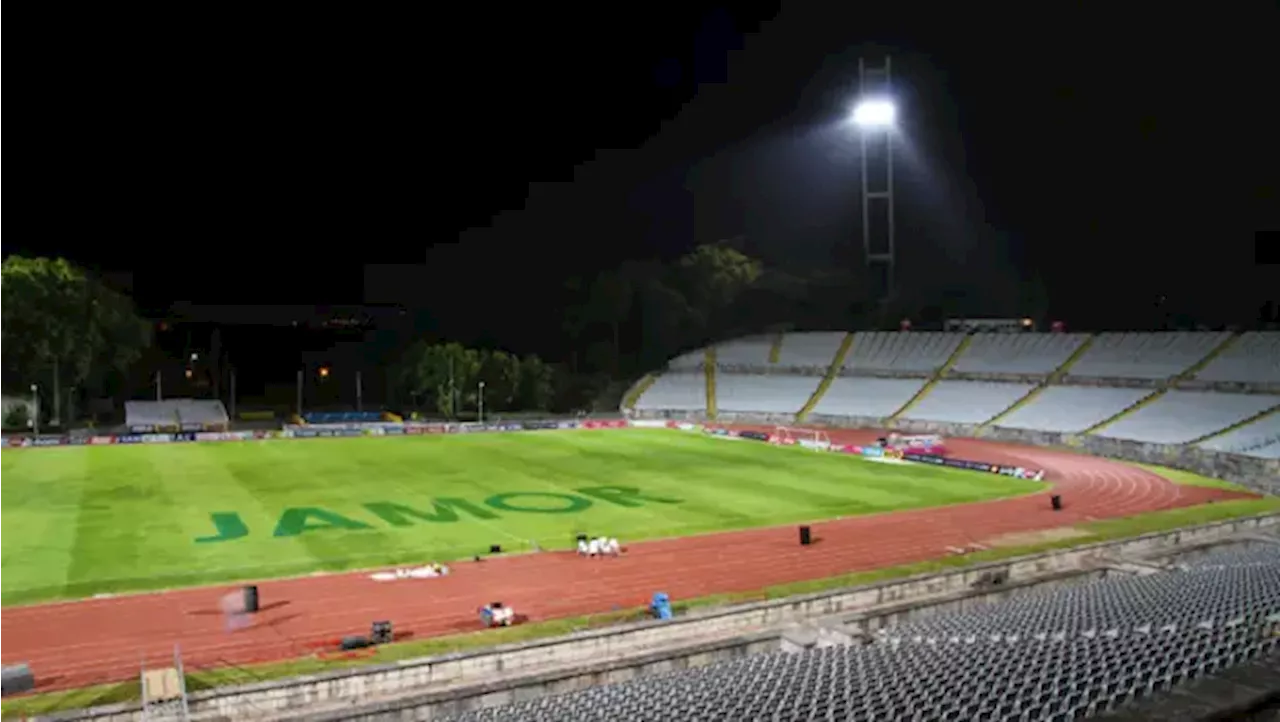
[{"xmin": 855, "ymin": 56, "xmax": 896, "ymax": 301}]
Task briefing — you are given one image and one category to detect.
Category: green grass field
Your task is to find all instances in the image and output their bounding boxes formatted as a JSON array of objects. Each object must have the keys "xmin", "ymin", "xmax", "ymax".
[{"xmin": 0, "ymin": 430, "xmax": 1046, "ymax": 605}]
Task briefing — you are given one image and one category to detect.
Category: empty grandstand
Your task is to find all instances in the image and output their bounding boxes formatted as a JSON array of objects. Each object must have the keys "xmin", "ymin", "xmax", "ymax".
[
  {"xmin": 810, "ymin": 377, "xmax": 926, "ymax": 419},
  {"xmin": 775, "ymin": 332, "xmax": 847, "ymax": 370},
  {"xmin": 442, "ymin": 544, "xmax": 1280, "ymax": 722},
  {"xmin": 1067, "ymin": 332, "xmax": 1233, "ymax": 380},
  {"xmin": 124, "ymin": 399, "xmax": 230, "ymax": 431},
  {"xmin": 716, "ymin": 374, "xmax": 821, "ymax": 415},
  {"xmin": 993, "ymin": 386, "xmax": 1155, "ymax": 434},
  {"xmin": 1194, "ymin": 332, "xmax": 1280, "ymax": 385},
  {"xmin": 843, "ymin": 332, "xmax": 964, "ymax": 374},
  {"xmin": 950, "ymin": 333, "xmax": 1091, "ymax": 375},
  {"xmin": 633, "ymin": 373, "xmax": 705, "ymax": 413},
  {"xmin": 901, "ymin": 381, "xmax": 1037, "ymax": 424},
  {"xmin": 714, "ymin": 336, "xmax": 774, "ymax": 367},
  {"xmin": 1094, "ymin": 391, "xmax": 1280, "ymax": 445},
  {"xmin": 1198, "ymin": 411, "xmax": 1280, "ymax": 459}
]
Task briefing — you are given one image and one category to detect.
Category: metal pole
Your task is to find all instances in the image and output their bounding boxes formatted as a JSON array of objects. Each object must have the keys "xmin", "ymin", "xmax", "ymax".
[
  {"xmin": 31, "ymin": 384, "xmax": 40, "ymax": 436},
  {"xmin": 356, "ymin": 371, "xmax": 363, "ymax": 413},
  {"xmin": 296, "ymin": 369, "xmax": 303, "ymax": 418},
  {"xmin": 156, "ymin": 370, "xmax": 163, "ymax": 401},
  {"xmin": 478, "ymin": 381, "xmax": 485, "ymax": 424},
  {"xmin": 52, "ymin": 357, "xmax": 62, "ymax": 427},
  {"xmin": 229, "ymin": 370, "xmax": 237, "ymax": 419}
]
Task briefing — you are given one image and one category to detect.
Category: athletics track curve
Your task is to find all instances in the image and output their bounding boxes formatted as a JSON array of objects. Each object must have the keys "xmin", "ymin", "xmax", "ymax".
[{"xmin": 0, "ymin": 430, "xmax": 1253, "ymax": 694}]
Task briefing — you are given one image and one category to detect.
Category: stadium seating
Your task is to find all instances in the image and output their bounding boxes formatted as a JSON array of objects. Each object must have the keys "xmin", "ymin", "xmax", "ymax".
[
  {"xmin": 440, "ymin": 545, "xmax": 1280, "ymax": 722},
  {"xmin": 125, "ymin": 400, "xmax": 229, "ymax": 430},
  {"xmin": 1198, "ymin": 412, "xmax": 1280, "ymax": 458},
  {"xmin": 667, "ymin": 349, "xmax": 706, "ymax": 371},
  {"xmin": 716, "ymin": 374, "xmax": 822, "ymax": 415},
  {"xmin": 1068, "ymin": 331, "xmax": 1232, "ymax": 380},
  {"xmin": 1195, "ymin": 331, "xmax": 1280, "ymax": 385},
  {"xmin": 809, "ymin": 377, "xmax": 925, "ymax": 418},
  {"xmin": 775, "ymin": 332, "xmax": 846, "ymax": 369},
  {"xmin": 633, "ymin": 374, "xmax": 705, "ymax": 412},
  {"xmin": 901, "ymin": 381, "xmax": 1037, "ymax": 424},
  {"xmin": 950, "ymin": 333, "xmax": 1091, "ymax": 375},
  {"xmin": 1095, "ymin": 391, "xmax": 1280, "ymax": 445},
  {"xmin": 714, "ymin": 336, "xmax": 774, "ymax": 367},
  {"xmin": 994, "ymin": 386, "xmax": 1152, "ymax": 433},
  {"xmin": 844, "ymin": 332, "xmax": 965, "ymax": 374}
]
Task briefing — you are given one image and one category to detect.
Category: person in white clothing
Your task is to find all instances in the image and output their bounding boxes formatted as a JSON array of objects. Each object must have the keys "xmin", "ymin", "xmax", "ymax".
[
  {"xmin": 587, "ymin": 537, "xmax": 602, "ymax": 557},
  {"xmin": 577, "ymin": 538, "xmax": 590, "ymax": 556},
  {"xmin": 604, "ymin": 538, "xmax": 621, "ymax": 556}
]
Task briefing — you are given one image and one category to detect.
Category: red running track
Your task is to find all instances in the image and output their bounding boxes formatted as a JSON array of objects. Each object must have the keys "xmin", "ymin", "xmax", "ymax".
[{"xmin": 0, "ymin": 431, "xmax": 1253, "ymax": 693}]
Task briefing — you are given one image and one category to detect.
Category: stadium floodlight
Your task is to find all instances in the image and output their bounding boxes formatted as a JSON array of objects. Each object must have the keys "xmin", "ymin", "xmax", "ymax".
[{"xmin": 851, "ymin": 98, "xmax": 896, "ymax": 128}]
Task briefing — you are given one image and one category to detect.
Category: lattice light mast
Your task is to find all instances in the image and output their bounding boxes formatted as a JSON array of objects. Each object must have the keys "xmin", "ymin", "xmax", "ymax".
[{"xmin": 855, "ymin": 57, "xmax": 896, "ymax": 301}]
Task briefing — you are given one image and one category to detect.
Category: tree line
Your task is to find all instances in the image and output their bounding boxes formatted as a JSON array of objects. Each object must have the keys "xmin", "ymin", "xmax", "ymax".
[
  {"xmin": 394, "ymin": 342, "xmax": 554, "ymax": 418},
  {"xmin": 2, "ymin": 256, "xmax": 152, "ymax": 424}
]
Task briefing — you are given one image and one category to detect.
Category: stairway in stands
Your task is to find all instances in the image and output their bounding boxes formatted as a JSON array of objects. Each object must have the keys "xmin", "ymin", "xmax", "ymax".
[
  {"xmin": 981, "ymin": 334, "xmax": 1096, "ymax": 427},
  {"xmin": 1188, "ymin": 404, "xmax": 1280, "ymax": 446},
  {"xmin": 621, "ymin": 374, "xmax": 657, "ymax": 412},
  {"xmin": 885, "ymin": 335, "xmax": 973, "ymax": 423},
  {"xmin": 796, "ymin": 333, "xmax": 855, "ymax": 421}
]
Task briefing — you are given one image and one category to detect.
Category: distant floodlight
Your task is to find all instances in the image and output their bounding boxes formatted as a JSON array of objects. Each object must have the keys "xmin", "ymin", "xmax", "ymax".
[{"xmin": 852, "ymin": 99, "xmax": 896, "ymax": 128}]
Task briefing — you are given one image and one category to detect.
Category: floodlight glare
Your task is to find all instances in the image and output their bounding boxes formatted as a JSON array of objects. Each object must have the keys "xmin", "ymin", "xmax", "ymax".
[{"xmin": 852, "ymin": 99, "xmax": 896, "ymax": 128}]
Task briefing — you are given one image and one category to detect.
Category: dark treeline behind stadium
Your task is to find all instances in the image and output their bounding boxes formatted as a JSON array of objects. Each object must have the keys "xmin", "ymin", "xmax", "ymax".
[{"xmin": 4, "ymin": 4, "xmax": 1276, "ymax": 419}]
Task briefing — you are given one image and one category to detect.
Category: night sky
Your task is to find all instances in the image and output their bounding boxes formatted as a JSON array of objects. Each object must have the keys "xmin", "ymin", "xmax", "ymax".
[{"xmin": 14, "ymin": 4, "xmax": 1278, "ymax": 353}]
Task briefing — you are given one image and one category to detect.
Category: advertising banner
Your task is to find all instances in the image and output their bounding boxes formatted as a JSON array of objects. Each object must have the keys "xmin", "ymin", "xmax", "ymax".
[
  {"xmin": 738, "ymin": 430, "xmax": 771, "ymax": 442},
  {"xmin": 522, "ymin": 421, "xmax": 562, "ymax": 430},
  {"xmin": 141, "ymin": 434, "xmax": 173, "ymax": 444},
  {"xmin": 32, "ymin": 436, "xmax": 69, "ymax": 447},
  {"xmin": 90, "ymin": 436, "xmax": 116, "ymax": 445},
  {"xmin": 630, "ymin": 420, "xmax": 669, "ymax": 429},
  {"xmin": 383, "ymin": 426, "xmax": 405, "ymax": 435},
  {"xmin": 195, "ymin": 432, "xmax": 241, "ymax": 442},
  {"xmin": 0, "ymin": 438, "xmax": 9, "ymax": 448},
  {"xmin": 116, "ymin": 434, "xmax": 144, "ymax": 444},
  {"xmin": 902, "ymin": 452, "xmax": 1039, "ymax": 477}
]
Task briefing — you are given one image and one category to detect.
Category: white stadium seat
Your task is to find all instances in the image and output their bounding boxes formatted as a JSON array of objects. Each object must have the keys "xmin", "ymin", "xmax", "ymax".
[
  {"xmin": 634, "ymin": 374, "xmax": 705, "ymax": 411},
  {"xmin": 714, "ymin": 336, "xmax": 774, "ymax": 366},
  {"xmin": 125, "ymin": 399, "xmax": 229, "ymax": 429},
  {"xmin": 776, "ymin": 332, "xmax": 846, "ymax": 369},
  {"xmin": 1197, "ymin": 411, "xmax": 1280, "ymax": 457},
  {"xmin": 844, "ymin": 332, "xmax": 964, "ymax": 374},
  {"xmin": 1194, "ymin": 332, "xmax": 1280, "ymax": 384},
  {"xmin": 1068, "ymin": 332, "xmax": 1231, "ymax": 379},
  {"xmin": 950, "ymin": 333, "xmax": 1090, "ymax": 375},
  {"xmin": 994, "ymin": 386, "xmax": 1151, "ymax": 433},
  {"xmin": 716, "ymin": 374, "xmax": 821, "ymax": 414},
  {"xmin": 810, "ymin": 377, "xmax": 925, "ymax": 418},
  {"xmin": 1095, "ymin": 391, "xmax": 1280, "ymax": 445},
  {"xmin": 902, "ymin": 381, "xmax": 1037, "ymax": 424}
]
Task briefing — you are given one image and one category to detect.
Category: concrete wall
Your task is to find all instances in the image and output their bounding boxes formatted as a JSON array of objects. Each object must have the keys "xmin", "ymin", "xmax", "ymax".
[{"xmin": 41, "ymin": 513, "xmax": 1279, "ymax": 722}]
